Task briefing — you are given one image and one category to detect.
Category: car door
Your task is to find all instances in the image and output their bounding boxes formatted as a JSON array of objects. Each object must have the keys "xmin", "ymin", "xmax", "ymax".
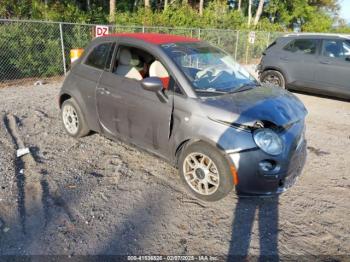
[
  {"xmin": 72, "ymin": 41, "xmax": 115, "ymax": 124},
  {"xmin": 314, "ymin": 39, "xmax": 350, "ymax": 97},
  {"xmin": 280, "ymin": 38, "xmax": 319, "ymax": 89},
  {"xmin": 96, "ymin": 43, "xmax": 174, "ymax": 157}
]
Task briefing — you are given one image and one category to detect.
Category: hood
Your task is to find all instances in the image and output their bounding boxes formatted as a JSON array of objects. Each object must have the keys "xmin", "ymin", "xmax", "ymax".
[{"xmin": 201, "ymin": 86, "xmax": 307, "ymax": 127}]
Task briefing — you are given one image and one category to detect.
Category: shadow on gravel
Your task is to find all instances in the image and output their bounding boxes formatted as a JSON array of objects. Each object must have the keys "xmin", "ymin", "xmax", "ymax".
[
  {"xmin": 3, "ymin": 114, "xmax": 27, "ymax": 233},
  {"xmin": 99, "ymin": 192, "xmax": 167, "ymax": 255},
  {"xmin": 228, "ymin": 197, "xmax": 279, "ymax": 261}
]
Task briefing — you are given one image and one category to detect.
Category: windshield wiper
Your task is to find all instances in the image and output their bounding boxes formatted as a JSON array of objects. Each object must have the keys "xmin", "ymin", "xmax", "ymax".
[
  {"xmin": 196, "ymin": 89, "xmax": 227, "ymax": 94},
  {"xmin": 229, "ymin": 82, "xmax": 260, "ymax": 94}
]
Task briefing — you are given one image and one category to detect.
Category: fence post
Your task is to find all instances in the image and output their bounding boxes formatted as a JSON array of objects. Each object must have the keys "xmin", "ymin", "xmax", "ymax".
[
  {"xmin": 142, "ymin": 25, "xmax": 145, "ymax": 33},
  {"xmin": 59, "ymin": 23, "xmax": 67, "ymax": 76},
  {"xmin": 198, "ymin": 28, "xmax": 201, "ymax": 39},
  {"xmin": 266, "ymin": 32, "xmax": 271, "ymax": 47},
  {"xmin": 234, "ymin": 30, "xmax": 239, "ymax": 61}
]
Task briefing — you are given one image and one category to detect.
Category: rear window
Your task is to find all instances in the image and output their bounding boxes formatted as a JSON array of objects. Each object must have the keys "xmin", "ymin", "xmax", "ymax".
[
  {"xmin": 266, "ymin": 41, "xmax": 276, "ymax": 50},
  {"xmin": 322, "ymin": 39, "xmax": 350, "ymax": 59},
  {"xmin": 283, "ymin": 39, "xmax": 317, "ymax": 55},
  {"xmin": 85, "ymin": 42, "xmax": 114, "ymax": 69}
]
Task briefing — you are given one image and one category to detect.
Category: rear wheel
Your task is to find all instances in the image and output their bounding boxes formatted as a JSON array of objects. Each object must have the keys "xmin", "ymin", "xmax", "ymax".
[
  {"xmin": 61, "ymin": 98, "xmax": 89, "ymax": 138},
  {"xmin": 260, "ymin": 70, "xmax": 286, "ymax": 89},
  {"xmin": 179, "ymin": 142, "xmax": 234, "ymax": 201}
]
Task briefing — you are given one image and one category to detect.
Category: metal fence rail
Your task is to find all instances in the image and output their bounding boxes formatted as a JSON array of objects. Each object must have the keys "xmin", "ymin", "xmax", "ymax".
[{"xmin": 0, "ymin": 19, "xmax": 284, "ymax": 85}]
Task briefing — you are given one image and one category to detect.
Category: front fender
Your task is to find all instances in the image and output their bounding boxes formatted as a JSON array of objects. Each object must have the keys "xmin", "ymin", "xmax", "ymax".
[{"xmin": 171, "ymin": 112, "xmax": 257, "ymax": 165}]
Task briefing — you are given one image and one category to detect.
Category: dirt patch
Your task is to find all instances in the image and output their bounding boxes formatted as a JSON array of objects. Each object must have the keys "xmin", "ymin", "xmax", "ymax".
[{"xmin": 0, "ymin": 82, "xmax": 349, "ymax": 257}]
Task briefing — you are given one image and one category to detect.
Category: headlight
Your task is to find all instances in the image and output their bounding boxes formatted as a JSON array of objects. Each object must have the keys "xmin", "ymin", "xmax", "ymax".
[{"xmin": 253, "ymin": 128, "xmax": 283, "ymax": 155}]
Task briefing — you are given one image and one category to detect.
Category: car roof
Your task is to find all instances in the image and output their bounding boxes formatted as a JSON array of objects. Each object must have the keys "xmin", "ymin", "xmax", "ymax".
[
  {"xmin": 102, "ymin": 33, "xmax": 200, "ymax": 45},
  {"xmin": 283, "ymin": 33, "xmax": 350, "ymax": 40}
]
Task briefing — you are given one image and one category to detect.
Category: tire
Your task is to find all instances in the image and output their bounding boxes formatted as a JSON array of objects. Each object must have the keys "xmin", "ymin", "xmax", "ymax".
[
  {"xmin": 260, "ymin": 70, "xmax": 286, "ymax": 89},
  {"xmin": 178, "ymin": 142, "xmax": 234, "ymax": 201},
  {"xmin": 61, "ymin": 98, "xmax": 89, "ymax": 138}
]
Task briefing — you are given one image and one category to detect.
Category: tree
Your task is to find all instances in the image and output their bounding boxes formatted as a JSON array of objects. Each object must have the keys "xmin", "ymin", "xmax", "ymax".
[
  {"xmin": 109, "ymin": 0, "xmax": 116, "ymax": 23},
  {"xmin": 308, "ymin": 0, "xmax": 339, "ymax": 12},
  {"xmin": 253, "ymin": 0, "xmax": 264, "ymax": 26},
  {"xmin": 144, "ymin": 0, "xmax": 150, "ymax": 8},
  {"xmin": 237, "ymin": 0, "xmax": 241, "ymax": 11},
  {"xmin": 247, "ymin": 0, "xmax": 252, "ymax": 27},
  {"xmin": 164, "ymin": 0, "xmax": 168, "ymax": 9},
  {"xmin": 199, "ymin": 0, "xmax": 204, "ymax": 16}
]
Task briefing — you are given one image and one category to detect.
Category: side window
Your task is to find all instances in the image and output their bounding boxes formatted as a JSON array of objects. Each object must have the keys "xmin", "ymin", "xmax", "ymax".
[
  {"xmin": 323, "ymin": 39, "xmax": 350, "ymax": 59},
  {"xmin": 114, "ymin": 46, "xmax": 152, "ymax": 81},
  {"xmin": 283, "ymin": 39, "xmax": 317, "ymax": 55},
  {"xmin": 114, "ymin": 45, "xmax": 171, "ymax": 90},
  {"xmin": 85, "ymin": 42, "xmax": 113, "ymax": 69}
]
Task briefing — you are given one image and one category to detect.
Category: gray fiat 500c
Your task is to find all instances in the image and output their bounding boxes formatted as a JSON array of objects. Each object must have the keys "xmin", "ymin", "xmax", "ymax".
[{"xmin": 59, "ymin": 33, "xmax": 307, "ymax": 201}]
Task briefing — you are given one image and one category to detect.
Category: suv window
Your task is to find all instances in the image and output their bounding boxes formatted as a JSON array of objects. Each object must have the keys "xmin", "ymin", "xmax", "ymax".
[
  {"xmin": 322, "ymin": 39, "xmax": 350, "ymax": 59},
  {"xmin": 85, "ymin": 42, "xmax": 113, "ymax": 69},
  {"xmin": 283, "ymin": 39, "xmax": 317, "ymax": 55}
]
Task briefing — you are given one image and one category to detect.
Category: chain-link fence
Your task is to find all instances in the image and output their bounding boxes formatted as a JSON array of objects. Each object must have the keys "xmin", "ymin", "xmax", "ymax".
[{"xmin": 0, "ymin": 19, "xmax": 284, "ymax": 86}]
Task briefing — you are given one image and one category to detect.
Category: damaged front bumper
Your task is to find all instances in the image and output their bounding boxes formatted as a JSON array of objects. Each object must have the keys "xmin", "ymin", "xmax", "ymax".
[{"xmin": 227, "ymin": 121, "xmax": 307, "ymax": 196}]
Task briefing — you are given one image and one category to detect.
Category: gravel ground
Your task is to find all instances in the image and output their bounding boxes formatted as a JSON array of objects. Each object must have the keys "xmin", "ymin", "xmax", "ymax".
[{"xmin": 0, "ymin": 82, "xmax": 349, "ymax": 258}]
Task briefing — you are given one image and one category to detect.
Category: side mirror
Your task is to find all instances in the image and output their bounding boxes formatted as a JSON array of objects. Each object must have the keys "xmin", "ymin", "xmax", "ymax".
[
  {"xmin": 346, "ymin": 56, "xmax": 350, "ymax": 62},
  {"xmin": 141, "ymin": 77, "xmax": 163, "ymax": 92}
]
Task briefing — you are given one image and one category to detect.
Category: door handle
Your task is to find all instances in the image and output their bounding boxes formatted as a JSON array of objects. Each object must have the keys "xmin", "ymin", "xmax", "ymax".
[
  {"xmin": 320, "ymin": 60, "xmax": 331, "ymax": 64},
  {"xmin": 280, "ymin": 56, "xmax": 289, "ymax": 61}
]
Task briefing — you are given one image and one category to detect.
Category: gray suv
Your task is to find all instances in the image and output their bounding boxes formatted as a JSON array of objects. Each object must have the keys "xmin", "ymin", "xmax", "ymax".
[
  {"xmin": 258, "ymin": 34, "xmax": 350, "ymax": 99},
  {"xmin": 59, "ymin": 33, "xmax": 307, "ymax": 201}
]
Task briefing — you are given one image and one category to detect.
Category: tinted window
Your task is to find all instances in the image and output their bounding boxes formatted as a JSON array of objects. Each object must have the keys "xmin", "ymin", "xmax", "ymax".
[
  {"xmin": 105, "ymin": 43, "xmax": 116, "ymax": 70},
  {"xmin": 266, "ymin": 41, "xmax": 276, "ymax": 50},
  {"xmin": 85, "ymin": 42, "xmax": 113, "ymax": 69},
  {"xmin": 284, "ymin": 39, "xmax": 317, "ymax": 55},
  {"xmin": 322, "ymin": 39, "xmax": 350, "ymax": 59}
]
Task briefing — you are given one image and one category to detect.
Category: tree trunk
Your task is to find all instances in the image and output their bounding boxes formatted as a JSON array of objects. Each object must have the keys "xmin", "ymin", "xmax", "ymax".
[
  {"xmin": 199, "ymin": 0, "xmax": 204, "ymax": 16},
  {"xmin": 86, "ymin": 0, "xmax": 90, "ymax": 10},
  {"xmin": 145, "ymin": 0, "xmax": 150, "ymax": 8},
  {"xmin": 109, "ymin": 0, "xmax": 116, "ymax": 23},
  {"xmin": 133, "ymin": 0, "xmax": 139, "ymax": 11},
  {"xmin": 164, "ymin": 0, "xmax": 168, "ymax": 9},
  {"xmin": 253, "ymin": 0, "xmax": 264, "ymax": 26},
  {"xmin": 237, "ymin": 0, "xmax": 241, "ymax": 11},
  {"xmin": 247, "ymin": 0, "xmax": 252, "ymax": 27}
]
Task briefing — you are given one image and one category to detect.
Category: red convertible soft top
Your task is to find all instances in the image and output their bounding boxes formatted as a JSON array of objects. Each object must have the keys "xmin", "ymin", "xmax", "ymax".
[{"xmin": 104, "ymin": 33, "xmax": 200, "ymax": 45}]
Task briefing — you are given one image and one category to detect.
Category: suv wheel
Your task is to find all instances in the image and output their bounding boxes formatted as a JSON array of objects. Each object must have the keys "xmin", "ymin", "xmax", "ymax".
[
  {"xmin": 179, "ymin": 142, "xmax": 234, "ymax": 201},
  {"xmin": 61, "ymin": 98, "xmax": 89, "ymax": 138},
  {"xmin": 260, "ymin": 70, "xmax": 286, "ymax": 88}
]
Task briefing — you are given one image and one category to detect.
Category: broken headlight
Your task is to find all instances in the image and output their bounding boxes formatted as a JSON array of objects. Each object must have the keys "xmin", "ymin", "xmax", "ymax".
[{"xmin": 253, "ymin": 128, "xmax": 283, "ymax": 156}]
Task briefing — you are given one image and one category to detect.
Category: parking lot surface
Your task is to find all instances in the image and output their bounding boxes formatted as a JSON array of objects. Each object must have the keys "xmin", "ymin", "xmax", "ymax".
[{"xmin": 0, "ymin": 82, "xmax": 349, "ymax": 257}]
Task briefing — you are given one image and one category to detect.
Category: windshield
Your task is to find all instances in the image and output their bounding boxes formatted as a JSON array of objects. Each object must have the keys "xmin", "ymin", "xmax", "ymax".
[{"xmin": 161, "ymin": 42, "xmax": 258, "ymax": 95}]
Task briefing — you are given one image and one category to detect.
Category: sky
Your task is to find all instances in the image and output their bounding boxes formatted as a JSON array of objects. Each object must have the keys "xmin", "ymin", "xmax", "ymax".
[{"xmin": 340, "ymin": 0, "xmax": 350, "ymax": 22}]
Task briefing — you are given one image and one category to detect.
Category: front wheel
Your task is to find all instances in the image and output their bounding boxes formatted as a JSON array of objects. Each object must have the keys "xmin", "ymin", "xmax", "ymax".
[
  {"xmin": 260, "ymin": 70, "xmax": 286, "ymax": 89},
  {"xmin": 179, "ymin": 142, "xmax": 235, "ymax": 201}
]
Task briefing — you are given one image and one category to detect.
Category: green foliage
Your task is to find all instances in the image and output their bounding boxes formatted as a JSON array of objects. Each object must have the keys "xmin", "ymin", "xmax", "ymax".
[
  {"xmin": 0, "ymin": 22, "xmax": 63, "ymax": 80},
  {"xmin": 0, "ymin": 0, "xmax": 349, "ymax": 32},
  {"xmin": 302, "ymin": 11, "xmax": 334, "ymax": 32}
]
